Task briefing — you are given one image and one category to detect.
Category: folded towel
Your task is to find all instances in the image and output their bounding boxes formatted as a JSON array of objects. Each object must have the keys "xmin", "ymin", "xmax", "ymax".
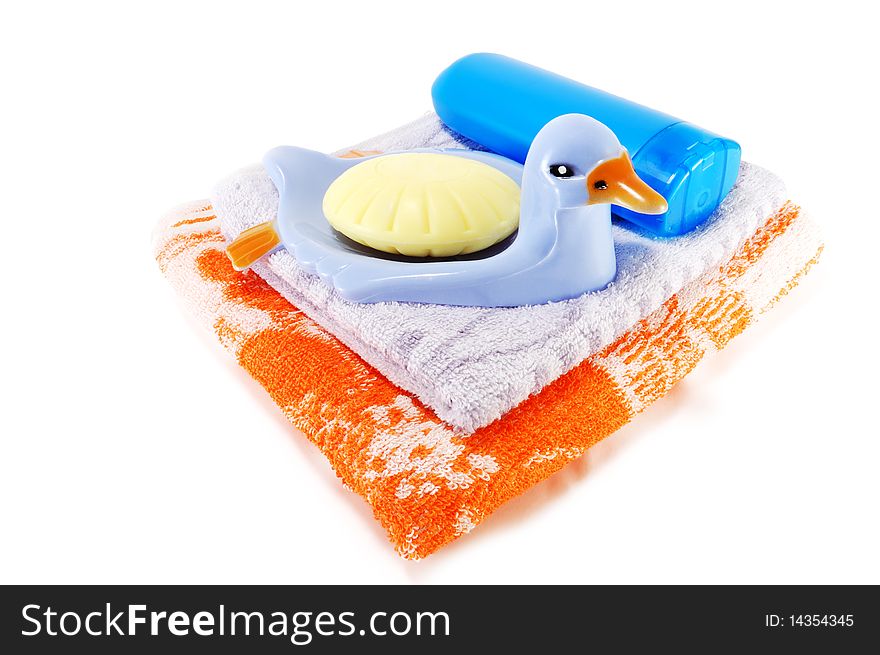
[
  {"xmin": 212, "ymin": 114, "xmax": 794, "ymax": 432},
  {"xmin": 155, "ymin": 195, "xmax": 822, "ymax": 558}
]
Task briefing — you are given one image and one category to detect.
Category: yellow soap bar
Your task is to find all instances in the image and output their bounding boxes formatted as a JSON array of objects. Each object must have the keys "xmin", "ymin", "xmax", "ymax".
[{"xmin": 322, "ymin": 153, "xmax": 520, "ymax": 258}]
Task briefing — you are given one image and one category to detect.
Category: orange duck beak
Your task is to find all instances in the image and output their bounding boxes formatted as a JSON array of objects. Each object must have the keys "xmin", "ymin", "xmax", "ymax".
[{"xmin": 587, "ymin": 152, "xmax": 668, "ymax": 215}]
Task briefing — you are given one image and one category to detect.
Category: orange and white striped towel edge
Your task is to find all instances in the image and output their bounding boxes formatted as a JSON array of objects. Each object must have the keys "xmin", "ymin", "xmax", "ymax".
[{"xmin": 154, "ymin": 200, "xmax": 822, "ymax": 559}]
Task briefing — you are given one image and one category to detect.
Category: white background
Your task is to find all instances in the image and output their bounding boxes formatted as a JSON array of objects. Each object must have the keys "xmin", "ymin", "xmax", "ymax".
[{"xmin": 1, "ymin": 0, "xmax": 878, "ymax": 584}]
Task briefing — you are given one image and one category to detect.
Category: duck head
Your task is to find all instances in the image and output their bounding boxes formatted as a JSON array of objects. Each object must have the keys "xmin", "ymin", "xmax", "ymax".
[{"xmin": 523, "ymin": 113, "xmax": 668, "ymax": 215}]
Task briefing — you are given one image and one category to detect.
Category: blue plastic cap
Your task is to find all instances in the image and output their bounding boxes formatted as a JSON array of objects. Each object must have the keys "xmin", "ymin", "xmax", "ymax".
[{"xmin": 618, "ymin": 122, "xmax": 742, "ymax": 236}]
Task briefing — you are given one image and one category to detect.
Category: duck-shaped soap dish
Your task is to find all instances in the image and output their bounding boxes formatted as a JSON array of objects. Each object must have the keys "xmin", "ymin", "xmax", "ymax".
[{"xmin": 225, "ymin": 114, "xmax": 667, "ymax": 307}]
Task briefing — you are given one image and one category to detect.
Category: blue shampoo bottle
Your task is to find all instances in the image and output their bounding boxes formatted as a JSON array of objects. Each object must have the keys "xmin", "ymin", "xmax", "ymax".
[{"xmin": 432, "ymin": 53, "xmax": 741, "ymax": 237}]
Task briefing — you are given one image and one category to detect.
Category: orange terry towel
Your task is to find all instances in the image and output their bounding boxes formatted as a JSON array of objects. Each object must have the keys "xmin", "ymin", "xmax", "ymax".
[{"xmin": 154, "ymin": 196, "xmax": 822, "ymax": 559}]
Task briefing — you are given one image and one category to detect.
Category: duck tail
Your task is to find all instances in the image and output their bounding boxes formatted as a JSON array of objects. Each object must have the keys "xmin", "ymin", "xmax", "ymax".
[{"xmin": 225, "ymin": 221, "xmax": 281, "ymax": 271}]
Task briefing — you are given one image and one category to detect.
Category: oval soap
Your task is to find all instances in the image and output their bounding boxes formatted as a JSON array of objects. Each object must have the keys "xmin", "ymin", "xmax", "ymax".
[{"xmin": 322, "ymin": 153, "xmax": 520, "ymax": 258}]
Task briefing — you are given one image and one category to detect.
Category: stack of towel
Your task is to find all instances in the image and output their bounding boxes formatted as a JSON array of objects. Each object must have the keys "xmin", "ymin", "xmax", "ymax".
[{"xmin": 154, "ymin": 114, "xmax": 822, "ymax": 558}]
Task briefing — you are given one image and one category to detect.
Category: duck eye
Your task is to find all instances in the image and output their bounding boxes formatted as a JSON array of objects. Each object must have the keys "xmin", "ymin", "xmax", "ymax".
[
  {"xmin": 549, "ymin": 164, "xmax": 575, "ymax": 178},
  {"xmin": 593, "ymin": 180, "xmax": 608, "ymax": 190}
]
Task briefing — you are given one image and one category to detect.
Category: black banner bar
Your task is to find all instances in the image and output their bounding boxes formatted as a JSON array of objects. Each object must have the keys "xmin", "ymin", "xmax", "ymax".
[{"xmin": 2, "ymin": 585, "xmax": 876, "ymax": 652}]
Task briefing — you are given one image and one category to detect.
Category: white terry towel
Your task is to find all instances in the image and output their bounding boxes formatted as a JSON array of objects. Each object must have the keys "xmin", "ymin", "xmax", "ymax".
[{"xmin": 212, "ymin": 113, "xmax": 790, "ymax": 432}]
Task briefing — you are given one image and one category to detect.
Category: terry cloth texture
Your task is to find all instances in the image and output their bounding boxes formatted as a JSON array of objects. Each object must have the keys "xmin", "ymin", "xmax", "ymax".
[
  {"xmin": 212, "ymin": 114, "xmax": 792, "ymax": 433},
  {"xmin": 155, "ymin": 199, "xmax": 822, "ymax": 558}
]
